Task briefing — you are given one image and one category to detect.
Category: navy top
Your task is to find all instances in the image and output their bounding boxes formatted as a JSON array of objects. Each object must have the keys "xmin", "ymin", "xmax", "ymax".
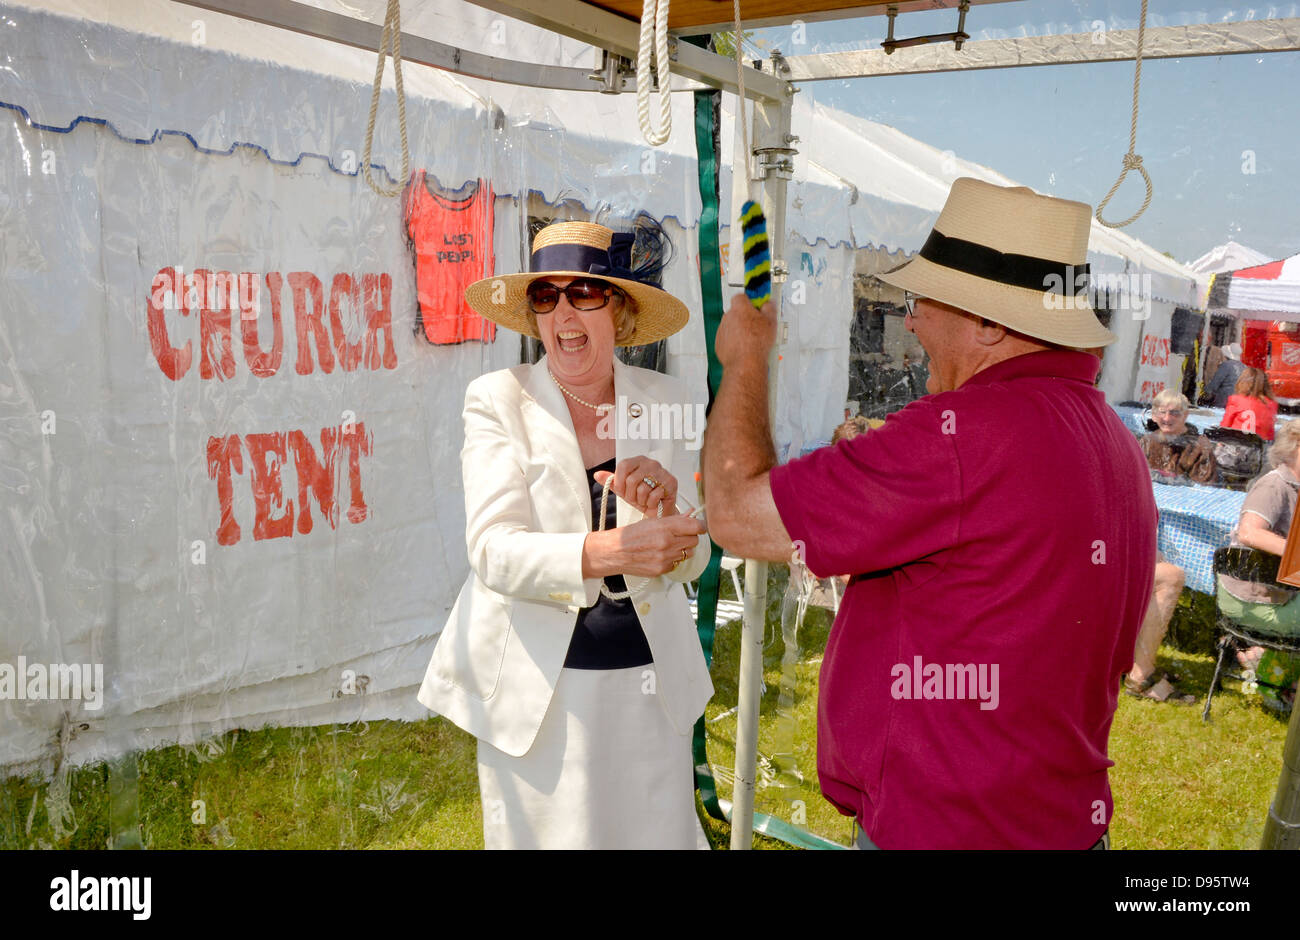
[
  {"xmin": 1207, "ymin": 359, "xmax": 1246, "ymax": 408},
  {"xmin": 562, "ymin": 458, "xmax": 654, "ymax": 670}
]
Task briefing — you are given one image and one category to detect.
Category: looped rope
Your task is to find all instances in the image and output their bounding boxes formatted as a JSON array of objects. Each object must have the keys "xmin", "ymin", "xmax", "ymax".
[
  {"xmin": 636, "ymin": 0, "xmax": 672, "ymax": 146},
  {"xmin": 596, "ymin": 474, "xmax": 664, "ymax": 602},
  {"xmin": 1097, "ymin": 153, "xmax": 1153, "ymax": 229},
  {"xmin": 733, "ymin": 0, "xmax": 750, "ymax": 180},
  {"xmin": 361, "ymin": 0, "xmax": 409, "ymax": 198},
  {"xmin": 1096, "ymin": 0, "xmax": 1152, "ymax": 229}
]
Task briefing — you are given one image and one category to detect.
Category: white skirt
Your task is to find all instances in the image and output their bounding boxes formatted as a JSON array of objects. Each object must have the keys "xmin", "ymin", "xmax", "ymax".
[{"xmin": 476, "ymin": 664, "xmax": 708, "ymax": 850}]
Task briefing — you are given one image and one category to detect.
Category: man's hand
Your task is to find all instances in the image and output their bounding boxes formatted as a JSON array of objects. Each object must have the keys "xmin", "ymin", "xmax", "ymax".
[{"xmin": 715, "ymin": 293, "xmax": 777, "ymax": 370}]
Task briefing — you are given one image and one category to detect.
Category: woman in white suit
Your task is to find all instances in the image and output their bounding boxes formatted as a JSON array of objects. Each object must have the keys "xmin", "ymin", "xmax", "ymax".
[{"xmin": 417, "ymin": 220, "xmax": 713, "ymax": 849}]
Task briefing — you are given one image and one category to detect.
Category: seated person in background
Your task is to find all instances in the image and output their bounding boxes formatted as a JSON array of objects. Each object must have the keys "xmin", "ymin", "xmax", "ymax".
[
  {"xmin": 902, "ymin": 343, "xmax": 928, "ymax": 399},
  {"xmin": 828, "ymin": 415, "xmax": 878, "ymax": 591},
  {"xmin": 1218, "ymin": 418, "xmax": 1300, "ymax": 712},
  {"xmin": 1222, "ymin": 366, "xmax": 1278, "ymax": 441},
  {"xmin": 1131, "ymin": 396, "xmax": 1196, "ymax": 703},
  {"xmin": 1201, "ymin": 343, "xmax": 1245, "ymax": 408},
  {"xmin": 1125, "ymin": 552, "xmax": 1193, "ymax": 703},
  {"xmin": 1140, "ymin": 389, "xmax": 1218, "ymax": 485},
  {"xmin": 832, "ymin": 415, "xmax": 873, "ymax": 444}
]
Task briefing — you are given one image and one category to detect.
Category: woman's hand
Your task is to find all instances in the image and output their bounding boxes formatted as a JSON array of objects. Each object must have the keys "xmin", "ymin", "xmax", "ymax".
[
  {"xmin": 593, "ymin": 457, "xmax": 679, "ymax": 517},
  {"xmin": 583, "ymin": 515, "xmax": 706, "ymax": 578}
]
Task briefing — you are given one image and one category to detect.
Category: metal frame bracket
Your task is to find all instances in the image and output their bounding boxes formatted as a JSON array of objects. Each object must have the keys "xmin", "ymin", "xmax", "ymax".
[
  {"xmin": 755, "ymin": 146, "xmax": 797, "ymax": 181},
  {"xmin": 587, "ymin": 49, "xmax": 635, "ymax": 94},
  {"xmin": 883, "ymin": 0, "xmax": 971, "ymax": 55}
]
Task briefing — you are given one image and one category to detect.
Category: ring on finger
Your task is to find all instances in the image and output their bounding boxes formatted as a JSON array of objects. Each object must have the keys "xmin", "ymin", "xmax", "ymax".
[{"xmin": 642, "ymin": 475, "xmax": 659, "ymax": 490}]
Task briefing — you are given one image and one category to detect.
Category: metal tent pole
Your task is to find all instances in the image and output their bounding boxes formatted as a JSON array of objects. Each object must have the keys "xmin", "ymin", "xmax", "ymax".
[
  {"xmin": 730, "ymin": 76, "xmax": 796, "ymax": 849},
  {"xmin": 1262, "ymin": 689, "xmax": 1300, "ymax": 849}
]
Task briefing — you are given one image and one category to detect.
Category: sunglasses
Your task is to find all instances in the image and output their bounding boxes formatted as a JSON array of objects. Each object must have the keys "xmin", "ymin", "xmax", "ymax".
[
  {"xmin": 526, "ymin": 278, "xmax": 623, "ymax": 315},
  {"xmin": 904, "ymin": 291, "xmax": 919, "ymax": 318}
]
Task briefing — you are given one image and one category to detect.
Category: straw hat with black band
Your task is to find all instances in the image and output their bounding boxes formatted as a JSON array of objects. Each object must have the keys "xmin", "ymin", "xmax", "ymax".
[
  {"xmin": 880, "ymin": 177, "xmax": 1116, "ymax": 349},
  {"xmin": 464, "ymin": 220, "xmax": 689, "ymax": 347}
]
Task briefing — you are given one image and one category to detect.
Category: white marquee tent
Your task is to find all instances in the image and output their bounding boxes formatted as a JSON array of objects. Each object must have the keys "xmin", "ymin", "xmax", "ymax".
[
  {"xmin": 1208, "ymin": 252, "xmax": 1300, "ymax": 322},
  {"xmin": 1190, "ymin": 240, "xmax": 1272, "ymax": 277},
  {"xmin": 1, "ymin": 0, "xmax": 1208, "ymax": 777}
]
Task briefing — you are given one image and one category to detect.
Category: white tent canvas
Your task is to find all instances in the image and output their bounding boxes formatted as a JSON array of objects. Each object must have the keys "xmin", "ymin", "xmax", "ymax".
[
  {"xmin": 1209, "ymin": 253, "xmax": 1300, "ymax": 321},
  {"xmin": 1189, "ymin": 240, "xmax": 1272, "ymax": 276},
  {"xmin": 0, "ymin": 0, "xmax": 1216, "ymax": 775}
]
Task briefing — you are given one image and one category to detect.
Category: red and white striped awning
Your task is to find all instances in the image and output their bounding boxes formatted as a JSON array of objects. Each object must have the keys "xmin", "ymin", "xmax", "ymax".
[{"xmin": 1208, "ymin": 252, "xmax": 1300, "ymax": 321}]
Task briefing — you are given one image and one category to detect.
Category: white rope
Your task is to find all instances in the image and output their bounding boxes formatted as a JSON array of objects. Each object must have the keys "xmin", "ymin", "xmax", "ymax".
[
  {"xmin": 733, "ymin": 0, "xmax": 750, "ymax": 179},
  {"xmin": 1095, "ymin": 0, "xmax": 1153, "ymax": 229},
  {"xmin": 636, "ymin": 0, "xmax": 672, "ymax": 146},
  {"xmin": 596, "ymin": 474, "xmax": 664, "ymax": 602},
  {"xmin": 361, "ymin": 0, "xmax": 410, "ymax": 198}
]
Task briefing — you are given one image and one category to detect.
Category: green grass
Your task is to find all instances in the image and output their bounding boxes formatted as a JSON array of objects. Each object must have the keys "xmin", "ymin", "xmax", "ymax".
[
  {"xmin": 1, "ymin": 719, "xmax": 483, "ymax": 850},
  {"xmin": 1, "ymin": 569, "xmax": 1291, "ymax": 850}
]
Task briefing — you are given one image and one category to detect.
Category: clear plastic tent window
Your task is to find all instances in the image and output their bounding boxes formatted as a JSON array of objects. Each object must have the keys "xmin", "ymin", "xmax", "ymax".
[{"xmin": 1, "ymin": 0, "xmax": 1296, "ymax": 851}]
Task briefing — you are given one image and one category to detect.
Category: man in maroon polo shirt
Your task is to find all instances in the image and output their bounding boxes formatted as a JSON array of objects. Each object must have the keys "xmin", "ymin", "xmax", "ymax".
[{"xmin": 703, "ymin": 179, "xmax": 1157, "ymax": 849}]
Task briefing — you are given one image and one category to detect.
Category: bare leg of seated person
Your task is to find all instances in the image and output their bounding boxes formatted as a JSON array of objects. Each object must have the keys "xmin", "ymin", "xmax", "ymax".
[
  {"xmin": 1237, "ymin": 646, "xmax": 1264, "ymax": 671},
  {"xmin": 1126, "ymin": 562, "xmax": 1194, "ymax": 703}
]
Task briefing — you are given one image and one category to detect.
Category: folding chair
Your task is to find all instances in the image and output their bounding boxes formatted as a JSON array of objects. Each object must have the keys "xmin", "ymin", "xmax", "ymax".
[
  {"xmin": 686, "ymin": 554, "xmax": 746, "ymax": 628},
  {"xmin": 1203, "ymin": 547, "xmax": 1300, "ymax": 721},
  {"xmin": 1202, "ymin": 426, "xmax": 1266, "ymax": 490},
  {"xmin": 719, "ymin": 554, "xmax": 744, "ymax": 600}
]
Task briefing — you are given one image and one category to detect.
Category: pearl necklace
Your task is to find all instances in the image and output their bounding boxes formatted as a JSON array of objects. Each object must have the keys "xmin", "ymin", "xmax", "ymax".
[{"xmin": 550, "ymin": 370, "xmax": 613, "ymax": 414}]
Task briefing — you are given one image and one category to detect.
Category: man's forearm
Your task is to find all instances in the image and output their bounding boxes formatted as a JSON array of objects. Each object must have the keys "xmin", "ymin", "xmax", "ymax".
[{"xmin": 703, "ymin": 355, "xmax": 777, "ymax": 516}]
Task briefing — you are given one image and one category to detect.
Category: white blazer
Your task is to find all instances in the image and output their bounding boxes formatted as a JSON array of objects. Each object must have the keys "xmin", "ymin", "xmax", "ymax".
[{"xmin": 417, "ymin": 355, "xmax": 714, "ymax": 757}]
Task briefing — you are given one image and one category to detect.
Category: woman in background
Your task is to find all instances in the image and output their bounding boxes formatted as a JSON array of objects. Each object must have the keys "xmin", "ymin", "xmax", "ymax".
[
  {"xmin": 1218, "ymin": 419, "xmax": 1300, "ymax": 712},
  {"xmin": 1222, "ymin": 367, "xmax": 1278, "ymax": 441},
  {"xmin": 1202, "ymin": 342, "xmax": 1245, "ymax": 408}
]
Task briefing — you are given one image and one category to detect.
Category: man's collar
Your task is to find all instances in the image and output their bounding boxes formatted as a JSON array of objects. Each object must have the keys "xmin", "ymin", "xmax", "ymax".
[{"xmin": 960, "ymin": 349, "xmax": 1101, "ymax": 389}]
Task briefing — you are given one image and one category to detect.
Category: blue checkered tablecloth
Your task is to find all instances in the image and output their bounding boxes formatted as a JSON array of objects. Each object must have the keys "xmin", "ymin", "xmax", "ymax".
[
  {"xmin": 1112, "ymin": 404, "xmax": 1225, "ymax": 437},
  {"xmin": 1152, "ymin": 481, "xmax": 1246, "ymax": 594}
]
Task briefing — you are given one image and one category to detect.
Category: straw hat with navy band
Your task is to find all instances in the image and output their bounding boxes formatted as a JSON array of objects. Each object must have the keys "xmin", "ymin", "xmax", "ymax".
[
  {"xmin": 879, "ymin": 177, "xmax": 1116, "ymax": 349},
  {"xmin": 464, "ymin": 221, "xmax": 690, "ymax": 347}
]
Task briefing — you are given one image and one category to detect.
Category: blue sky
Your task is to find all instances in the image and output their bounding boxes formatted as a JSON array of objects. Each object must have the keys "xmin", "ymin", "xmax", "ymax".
[{"xmin": 752, "ymin": 0, "xmax": 1300, "ymax": 265}]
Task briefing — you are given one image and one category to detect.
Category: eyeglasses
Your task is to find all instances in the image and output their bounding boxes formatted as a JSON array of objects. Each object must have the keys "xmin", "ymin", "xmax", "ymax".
[
  {"xmin": 904, "ymin": 292, "xmax": 919, "ymax": 318},
  {"xmin": 526, "ymin": 278, "xmax": 623, "ymax": 314}
]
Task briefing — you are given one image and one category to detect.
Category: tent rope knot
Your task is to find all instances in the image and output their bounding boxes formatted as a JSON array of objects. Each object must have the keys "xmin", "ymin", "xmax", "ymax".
[
  {"xmin": 1095, "ymin": 0, "xmax": 1153, "ymax": 230},
  {"xmin": 361, "ymin": 0, "xmax": 410, "ymax": 198},
  {"xmin": 636, "ymin": 0, "xmax": 673, "ymax": 146}
]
